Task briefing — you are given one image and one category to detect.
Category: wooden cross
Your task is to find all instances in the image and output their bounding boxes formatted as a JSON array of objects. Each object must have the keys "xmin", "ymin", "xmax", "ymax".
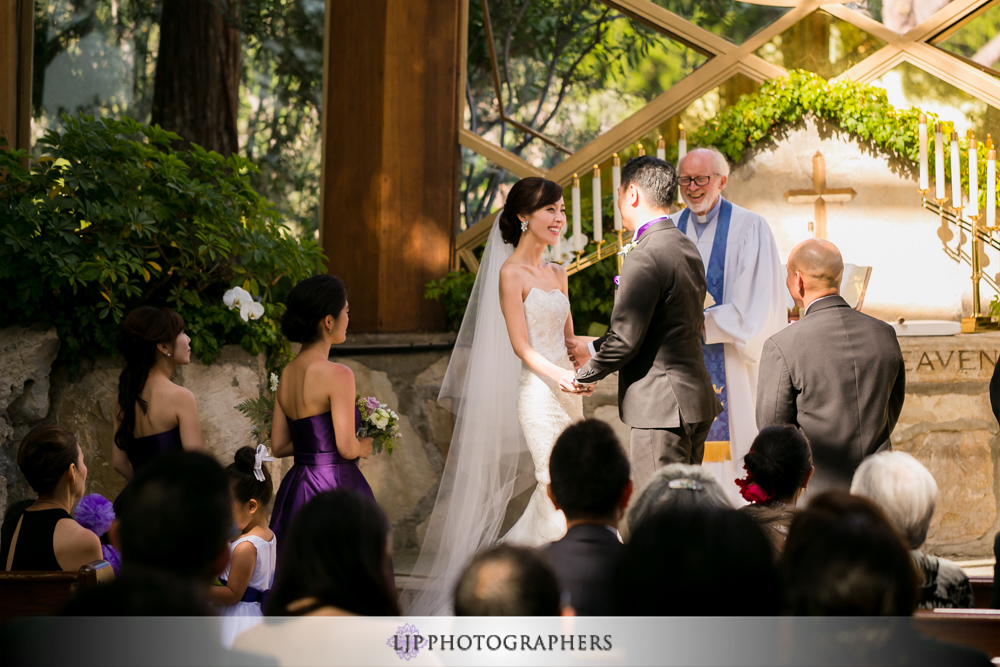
[{"xmin": 784, "ymin": 151, "xmax": 857, "ymax": 239}]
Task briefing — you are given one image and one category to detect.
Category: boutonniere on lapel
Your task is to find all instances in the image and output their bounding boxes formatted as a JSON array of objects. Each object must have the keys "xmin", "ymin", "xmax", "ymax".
[{"xmin": 614, "ymin": 241, "xmax": 637, "ymax": 289}]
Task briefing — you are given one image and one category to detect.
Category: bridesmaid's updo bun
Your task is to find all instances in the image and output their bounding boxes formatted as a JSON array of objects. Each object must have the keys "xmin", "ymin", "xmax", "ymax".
[
  {"xmin": 281, "ymin": 274, "xmax": 347, "ymax": 344},
  {"xmin": 498, "ymin": 177, "xmax": 563, "ymax": 247},
  {"xmin": 743, "ymin": 425, "xmax": 813, "ymax": 500}
]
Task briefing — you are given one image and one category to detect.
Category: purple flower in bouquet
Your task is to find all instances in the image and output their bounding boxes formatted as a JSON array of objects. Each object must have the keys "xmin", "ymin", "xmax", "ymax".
[
  {"xmin": 364, "ymin": 396, "xmax": 380, "ymax": 414},
  {"xmin": 75, "ymin": 493, "xmax": 115, "ymax": 536}
]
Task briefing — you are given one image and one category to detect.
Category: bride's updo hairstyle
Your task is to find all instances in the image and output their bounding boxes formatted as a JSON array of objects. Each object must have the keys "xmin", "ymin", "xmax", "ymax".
[
  {"xmin": 281, "ymin": 274, "xmax": 347, "ymax": 345},
  {"xmin": 115, "ymin": 306, "xmax": 186, "ymax": 453},
  {"xmin": 498, "ymin": 177, "xmax": 563, "ymax": 247}
]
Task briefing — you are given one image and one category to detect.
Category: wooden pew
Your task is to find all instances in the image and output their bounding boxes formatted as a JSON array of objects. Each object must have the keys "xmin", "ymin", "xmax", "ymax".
[
  {"xmin": 969, "ymin": 576, "xmax": 993, "ymax": 609},
  {"xmin": 0, "ymin": 560, "xmax": 114, "ymax": 624},
  {"xmin": 912, "ymin": 609, "xmax": 1000, "ymax": 658}
]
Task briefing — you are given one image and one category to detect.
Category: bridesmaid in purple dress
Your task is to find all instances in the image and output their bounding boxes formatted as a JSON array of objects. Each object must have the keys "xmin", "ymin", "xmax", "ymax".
[
  {"xmin": 269, "ymin": 275, "xmax": 375, "ymax": 545},
  {"xmin": 113, "ymin": 306, "xmax": 204, "ymax": 507}
]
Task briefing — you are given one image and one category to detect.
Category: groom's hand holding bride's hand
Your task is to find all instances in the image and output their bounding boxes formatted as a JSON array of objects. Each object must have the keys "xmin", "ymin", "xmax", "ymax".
[{"xmin": 558, "ymin": 370, "xmax": 594, "ymax": 396}]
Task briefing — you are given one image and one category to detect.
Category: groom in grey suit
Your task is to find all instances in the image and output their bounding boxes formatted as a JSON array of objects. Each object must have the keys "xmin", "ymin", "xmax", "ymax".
[
  {"xmin": 567, "ymin": 156, "xmax": 721, "ymax": 493},
  {"xmin": 756, "ymin": 239, "xmax": 905, "ymax": 493}
]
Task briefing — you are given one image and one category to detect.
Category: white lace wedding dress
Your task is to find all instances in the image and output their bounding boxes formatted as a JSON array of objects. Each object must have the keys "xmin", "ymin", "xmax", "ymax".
[{"xmin": 502, "ymin": 287, "xmax": 584, "ymax": 546}]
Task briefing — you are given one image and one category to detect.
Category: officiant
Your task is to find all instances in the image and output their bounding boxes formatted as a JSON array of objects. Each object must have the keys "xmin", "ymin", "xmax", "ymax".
[{"xmin": 671, "ymin": 147, "xmax": 786, "ymax": 505}]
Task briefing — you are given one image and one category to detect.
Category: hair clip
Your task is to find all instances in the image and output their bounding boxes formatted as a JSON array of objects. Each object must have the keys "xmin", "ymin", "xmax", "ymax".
[{"xmin": 667, "ymin": 478, "xmax": 703, "ymax": 491}]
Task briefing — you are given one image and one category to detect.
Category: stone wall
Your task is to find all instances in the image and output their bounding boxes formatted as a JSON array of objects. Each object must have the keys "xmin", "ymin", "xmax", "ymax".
[{"xmin": 0, "ymin": 326, "xmax": 275, "ymax": 517}]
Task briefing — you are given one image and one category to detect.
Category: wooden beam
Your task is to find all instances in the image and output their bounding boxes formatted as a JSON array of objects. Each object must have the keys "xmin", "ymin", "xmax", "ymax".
[
  {"xmin": 0, "ymin": 0, "xmax": 31, "ymax": 151},
  {"xmin": 320, "ymin": 0, "xmax": 461, "ymax": 332},
  {"xmin": 459, "ymin": 128, "xmax": 545, "ymax": 178}
]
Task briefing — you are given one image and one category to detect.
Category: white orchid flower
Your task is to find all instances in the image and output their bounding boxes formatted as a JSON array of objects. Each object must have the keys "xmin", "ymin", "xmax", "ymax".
[
  {"xmin": 269, "ymin": 373, "xmax": 279, "ymax": 393},
  {"xmin": 240, "ymin": 300, "xmax": 265, "ymax": 322},
  {"xmin": 223, "ymin": 286, "xmax": 253, "ymax": 310}
]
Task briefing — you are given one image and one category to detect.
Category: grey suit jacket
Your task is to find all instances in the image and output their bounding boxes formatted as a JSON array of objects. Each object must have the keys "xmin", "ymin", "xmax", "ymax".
[
  {"xmin": 576, "ymin": 218, "xmax": 721, "ymax": 428},
  {"xmin": 755, "ymin": 295, "xmax": 905, "ymax": 488}
]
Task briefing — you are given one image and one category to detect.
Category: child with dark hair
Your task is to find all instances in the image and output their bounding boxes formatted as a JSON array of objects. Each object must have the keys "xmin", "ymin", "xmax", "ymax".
[{"xmin": 210, "ymin": 446, "xmax": 277, "ymax": 646}]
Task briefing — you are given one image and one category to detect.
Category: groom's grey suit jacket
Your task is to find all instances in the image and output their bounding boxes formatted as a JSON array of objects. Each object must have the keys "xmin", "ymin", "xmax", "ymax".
[
  {"xmin": 755, "ymin": 295, "xmax": 905, "ymax": 489},
  {"xmin": 576, "ymin": 218, "xmax": 721, "ymax": 428}
]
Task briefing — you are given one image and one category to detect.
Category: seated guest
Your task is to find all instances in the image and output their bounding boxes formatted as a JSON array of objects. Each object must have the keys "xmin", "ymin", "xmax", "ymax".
[
  {"xmin": 756, "ymin": 239, "xmax": 905, "ymax": 493},
  {"xmin": 1, "ymin": 425, "xmax": 102, "ymax": 571},
  {"xmin": 612, "ymin": 507, "xmax": 778, "ymax": 615},
  {"xmin": 454, "ymin": 544, "xmax": 562, "ymax": 616},
  {"xmin": 265, "ymin": 490, "xmax": 399, "ymax": 616},
  {"xmin": 780, "ymin": 491, "xmax": 990, "ymax": 666},
  {"xmin": 620, "ymin": 463, "xmax": 731, "ymax": 541},
  {"xmin": 737, "ymin": 425, "xmax": 814, "ymax": 556},
  {"xmin": 63, "ymin": 451, "xmax": 232, "ymax": 615},
  {"xmin": 541, "ymin": 419, "xmax": 632, "ymax": 615},
  {"xmin": 851, "ymin": 451, "xmax": 974, "ymax": 609}
]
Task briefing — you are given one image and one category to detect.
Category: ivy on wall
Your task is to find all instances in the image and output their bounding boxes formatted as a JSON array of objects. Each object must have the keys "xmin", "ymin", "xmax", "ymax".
[{"xmin": 429, "ymin": 69, "xmax": 981, "ymax": 330}]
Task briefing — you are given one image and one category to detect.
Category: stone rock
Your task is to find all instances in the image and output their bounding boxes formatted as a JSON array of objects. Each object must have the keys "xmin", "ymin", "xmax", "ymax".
[
  {"xmin": 0, "ymin": 325, "xmax": 59, "ymax": 421},
  {"xmin": 8, "ymin": 377, "xmax": 52, "ymax": 424},
  {"xmin": 896, "ymin": 333, "xmax": 1000, "ymax": 384},
  {"xmin": 345, "ymin": 360, "xmax": 439, "ymax": 531},
  {"xmin": 895, "ymin": 429, "xmax": 997, "ymax": 552},
  {"xmin": 414, "ymin": 355, "xmax": 453, "ymax": 457}
]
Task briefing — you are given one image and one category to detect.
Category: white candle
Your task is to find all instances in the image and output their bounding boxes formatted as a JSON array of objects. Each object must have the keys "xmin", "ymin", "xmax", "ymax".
[
  {"xmin": 637, "ymin": 143, "xmax": 645, "ymax": 157},
  {"xmin": 572, "ymin": 174, "xmax": 582, "ymax": 251},
  {"xmin": 592, "ymin": 165, "xmax": 602, "ymax": 243},
  {"xmin": 656, "ymin": 135, "xmax": 665, "ymax": 161},
  {"xmin": 969, "ymin": 133, "xmax": 979, "ymax": 215},
  {"xmin": 935, "ymin": 123, "xmax": 945, "ymax": 200},
  {"xmin": 612, "ymin": 154, "xmax": 622, "ymax": 231},
  {"xmin": 918, "ymin": 114, "xmax": 929, "ymax": 191},
  {"xmin": 987, "ymin": 140, "xmax": 996, "ymax": 227},
  {"xmin": 678, "ymin": 124, "xmax": 687, "ymax": 163},
  {"xmin": 952, "ymin": 131, "xmax": 961, "ymax": 209}
]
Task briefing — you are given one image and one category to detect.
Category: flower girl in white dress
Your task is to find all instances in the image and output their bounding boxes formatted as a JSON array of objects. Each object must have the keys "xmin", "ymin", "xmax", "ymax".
[{"xmin": 210, "ymin": 445, "xmax": 277, "ymax": 647}]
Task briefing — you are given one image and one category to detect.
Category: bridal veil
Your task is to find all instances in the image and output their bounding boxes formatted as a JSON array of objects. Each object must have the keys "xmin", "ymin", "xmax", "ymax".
[{"xmin": 402, "ymin": 216, "xmax": 535, "ymax": 616}]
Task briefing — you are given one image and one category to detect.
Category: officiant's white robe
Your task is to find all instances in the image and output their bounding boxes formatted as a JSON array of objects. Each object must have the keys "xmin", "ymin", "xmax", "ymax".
[{"xmin": 670, "ymin": 198, "xmax": 786, "ymax": 504}]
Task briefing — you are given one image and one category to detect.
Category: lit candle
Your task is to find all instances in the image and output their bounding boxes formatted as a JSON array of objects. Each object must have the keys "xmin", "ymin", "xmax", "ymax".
[
  {"xmin": 987, "ymin": 136, "xmax": 995, "ymax": 227},
  {"xmin": 951, "ymin": 130, "xmax": 961, "ymax": 209},
  {"xmin": 637, "ymin": 143, "xmax": 645, "ymax": 157},
  {"xmin": 572, "ymin": 173, "xmax": 582, "ymax": 251},
  {"xmin": 592, "ymin": 165, "xmax": 602, "ymax": 243},
  {"xmin": 935, "ymin": 122, "xmax": 945, "ymax": 200},
  {"xmin": 918, "ymin": 114, "xmax": 928, "ymax": 191},
  {"xmin": 969, "ymin": 132, "xmax": 979, "ymax": 215},
  {"xmin": 612, "ymin": 154, "xmax": 622, "ymax": 231},
  {"xmin": 678, "ymin": 123, "xmax": 687, "ymax": 163},
  {"xmin": 656, "ymin": 135, "xmax": 666, "ymax": 161}
]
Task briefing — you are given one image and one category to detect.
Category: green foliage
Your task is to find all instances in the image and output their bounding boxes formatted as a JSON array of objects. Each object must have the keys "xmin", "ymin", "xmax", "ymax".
[
  {"xmin": 235, "ymin": 388, "xmax": 276, "ymax": 448},
  {"xmin": 424, "ymin": 270, "xmax": 477, "ymax": 330},
  {"xmin": 0, "ymin": 113, "xmax": 325, "ymax": 369}
]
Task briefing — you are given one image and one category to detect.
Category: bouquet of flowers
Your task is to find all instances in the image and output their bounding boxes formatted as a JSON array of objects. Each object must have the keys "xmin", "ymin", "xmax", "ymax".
[
  {"xmin": 356, "ymin": 395, "xmax": 401, "ymax": 455},
  {"xmin": 235, "ymin": 372, "xmax": 279, "ymax": 447}
]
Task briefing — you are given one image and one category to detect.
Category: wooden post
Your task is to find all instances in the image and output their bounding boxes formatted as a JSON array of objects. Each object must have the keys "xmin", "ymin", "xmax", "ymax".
[
  {"xmin": 0, "ymin": 0, "xmax": 32, "ymax": 151},
  {"xmin": 320, "ymin": 0, "xmax": 460, "ymax": 332}
]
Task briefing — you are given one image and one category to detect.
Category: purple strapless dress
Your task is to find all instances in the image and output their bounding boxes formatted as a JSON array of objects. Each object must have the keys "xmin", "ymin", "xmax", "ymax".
[
  {"xmin": 269, "ymin": 410, "xmax": 375, "ymax": 545},
  {"xmin": 114, "ymin": 427, "xmax": 183, "ymax": 512}
]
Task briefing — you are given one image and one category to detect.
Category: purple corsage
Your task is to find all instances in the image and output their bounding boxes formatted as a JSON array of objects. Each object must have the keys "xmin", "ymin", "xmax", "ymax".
[{"xmin": 613, "ymin": 275, "xmax": 620, "ymax": 286}]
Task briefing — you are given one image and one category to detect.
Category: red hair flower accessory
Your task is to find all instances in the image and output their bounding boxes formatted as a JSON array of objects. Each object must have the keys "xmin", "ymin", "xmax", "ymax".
[{"xmin": 735, "ymin": 467, "xmax": 773, "ymax": 505}]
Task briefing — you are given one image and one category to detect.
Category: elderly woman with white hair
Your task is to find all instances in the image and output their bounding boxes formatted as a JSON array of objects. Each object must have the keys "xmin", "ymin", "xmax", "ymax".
[
  {"xmin": 620, "ymin": 463, "xmax": 732, "ymax": 541},
  {"xmin": 851, "ymin": 451, "xmax": 974, "ymax": 609}
]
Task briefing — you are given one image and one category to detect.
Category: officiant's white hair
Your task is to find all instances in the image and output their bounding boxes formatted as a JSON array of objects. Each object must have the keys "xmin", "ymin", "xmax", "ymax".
[
  {"xmin": 850, "ymin": 451, "xmax": 938, "ymax": 549},
  {"xmin": 683, "ymin": 147, "xmax": 730, "ymax": 177}
]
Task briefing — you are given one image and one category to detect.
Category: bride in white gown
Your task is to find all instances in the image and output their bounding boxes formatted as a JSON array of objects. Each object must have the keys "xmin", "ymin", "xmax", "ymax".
[{"xmin": 403, "ymin": 178, "xmax": 589, "ymax": 615}]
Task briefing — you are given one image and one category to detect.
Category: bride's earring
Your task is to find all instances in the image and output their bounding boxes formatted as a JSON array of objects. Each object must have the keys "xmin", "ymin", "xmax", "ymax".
[{"xmin": 520, "ymin": 219, "xmax": 528, "ymax": 233}]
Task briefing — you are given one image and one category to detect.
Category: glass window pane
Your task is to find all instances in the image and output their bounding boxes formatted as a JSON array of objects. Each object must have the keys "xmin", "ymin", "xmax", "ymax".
[
  {"xmin": 458, "ymin": 146, "xmax": 522, "ymax": 233},
  {"xmin": 845, "ymin": 0, "xmax": 955, "ymax": 35},
  {"xmin": 871, "ymin": 61, "xmax": 1000, "ymax": 141},
  {"xmin": 937, "ymin": 3, "xmax": 1000, "ymax": 76},
  {"xmin": 32, "ymin": 0, "xmax": 160, "ymax": 143},
  {"xmin": 755, "ymin": 10, "xmax": 886, "ymax": 80},
  {"xmin": 465, "ymin": 0, "xmax": 709, "ymax": 169},
  {"xmin": 649, "ymin": 0, "xmax": 790, "ymax": 45}
]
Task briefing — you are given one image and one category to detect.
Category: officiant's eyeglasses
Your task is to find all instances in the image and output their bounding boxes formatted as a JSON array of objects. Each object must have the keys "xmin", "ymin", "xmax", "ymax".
[{"xmin": 678, "ymin": 175, "xmax": 719, "ymax": 187}]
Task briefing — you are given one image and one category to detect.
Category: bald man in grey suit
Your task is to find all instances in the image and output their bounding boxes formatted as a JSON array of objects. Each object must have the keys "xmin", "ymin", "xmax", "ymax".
[{"xmin": 756, "ymin": 239, "xmax": 905, "ymax": 493}]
